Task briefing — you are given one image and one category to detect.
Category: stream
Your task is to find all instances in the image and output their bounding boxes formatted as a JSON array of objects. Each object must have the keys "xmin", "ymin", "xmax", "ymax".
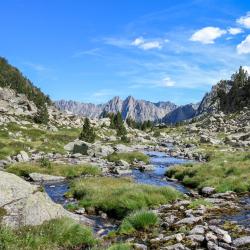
[
  {"xmin": 44, "ymin": 151, "xmax": 250, "ymax": 234},
  {"xmin": 44, "ymin": 151, "xmax": 190, "ymax": 206}
]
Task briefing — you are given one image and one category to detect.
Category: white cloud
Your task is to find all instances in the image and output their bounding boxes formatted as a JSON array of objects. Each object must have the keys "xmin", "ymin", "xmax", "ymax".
[
  {"xmin": 228, "ymin": 27, "xmax": 243, "ymax": 35},
  {"xmin": 131, "ymin": 37, "xmax": 144, "ymax": 46},
  {"xmin": 131, "ymin": 37, "xmax": 163, "ymax": 50},
  {"xmin": 237, "ymin": 35, "xmax": 250, "ymax": 54},
  {"xmin": 237, "ymin": 12, "xmax": 250, "ymax": 28},
  {"xmin": 243, "ymin": 66, "xmax": 250, "ymax": 73},
  {"xmin": 73, "ymin": 48, "xmax": 101, "ymax": 58},
  {"xmin": 161, "ymin": 77, "xmax": 175, "ymax": 87},
  {"xmin": 190, "ymin": 27, "xmax": 227, "ymax": 44}
]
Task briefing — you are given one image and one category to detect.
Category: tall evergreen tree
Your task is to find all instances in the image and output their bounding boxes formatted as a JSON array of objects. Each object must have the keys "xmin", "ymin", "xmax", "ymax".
[{"xmin": 79, "ymin": 118, "xmax": 96, "ymax": 143}]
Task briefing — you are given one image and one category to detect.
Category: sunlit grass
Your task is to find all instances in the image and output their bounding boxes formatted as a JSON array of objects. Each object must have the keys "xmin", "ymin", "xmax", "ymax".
[
  {"xmin": 68, "ymin": 177, "xmax": 181, "ymax": 219},
  {"xmin": 166, "ymin": 152, "xmax": 250, "ymax": 192},
  {"xmin": 107, "ymin": 151, "xmax": 150, "ymax": 164}
]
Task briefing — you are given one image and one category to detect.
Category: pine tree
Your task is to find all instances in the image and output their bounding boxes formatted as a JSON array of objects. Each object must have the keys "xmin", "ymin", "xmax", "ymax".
[
  {"xmin": 34, "ymin": 105, "xmax": 49, "ymax": 124},
  {"xmin": 79, "ymin": 118, "xmax": 96, "ymax": 143}
]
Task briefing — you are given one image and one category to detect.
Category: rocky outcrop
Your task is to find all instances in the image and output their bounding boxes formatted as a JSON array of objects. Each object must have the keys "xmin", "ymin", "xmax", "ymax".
[
  {"xmin": 55, "ymin": 96, "xmax": 177, "ymax": 122},
  {"xmin": 0, "ymin": 171, "xmax": 93, "ymax": 228},
  {"xmin": 196, "ymin": 80, "xmax": 233, "ymax": 116},
  {"xmin": 162, "ymin": 103, "xmax": 199, "ymax": 124}
]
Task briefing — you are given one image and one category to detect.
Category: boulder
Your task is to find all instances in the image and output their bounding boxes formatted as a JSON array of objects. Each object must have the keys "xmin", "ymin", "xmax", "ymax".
[
  {"xmin": 29, "ymin": 173, "xmax": 65, "ymax": 182},
  {"xmin": 201, "ymin": 187, "xmax": 216, "ymax": 196},
  {"xmin": 16, "ymin": 151, "xmax": 30, "ymax": 162},
  {"xmin": 114, "ymin": 144, "xmax": 133, "ymax": 153},
  {"xmin": 0, "ymin": 171, "xmax": 93, "ymax": 228},
  {"xmin": 64, "ymin": 140, "xmax": 90, "ymax": 154},
  {"xmin": 233, "ymin": 236, "xmax": 250, "ymax": 247}
]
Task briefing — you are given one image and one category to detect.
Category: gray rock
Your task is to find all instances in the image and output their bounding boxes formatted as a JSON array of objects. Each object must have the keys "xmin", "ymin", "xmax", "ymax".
[
  {"xmin": 133, "ymin": 243, "xmax": 147, "ymax": 250},
  {"xmin": 233, "ymin": 236, "xmax": 250, "ymax": 247},
  {"xmin": 29, "ymin": 173, "xmax": 65, "ymax": 182},
  {"xmin": 209, "ymin": 225, "xmax": 231, "ymax": 244},
  {"xmin": 207, "ymin": 241, "xmax": 226, "ymax": 250},
  {"xmin": 175, "ymin": 216, "xmax": 203, "ymax": 225},
  {"xmin": 16, "ymin": 151, "xmax": 30, "ymax": 162},
  {"xmin": 164, "ymin": 243, "xmax": 190, "ymax": 250},
  {"xmin": 189, "ymin": 225, "xmax": 205, "ymax": 235},
  {"xmin": 202, "ymin": 187, "xmax": 216, "ymax": 196},
  {"xmin": 187, "ymin": 234, "xmax": 205, "ymax": 242},
  {"xmin": 0, "ymin": 171, "xmax": 93, "ymax": 228}
]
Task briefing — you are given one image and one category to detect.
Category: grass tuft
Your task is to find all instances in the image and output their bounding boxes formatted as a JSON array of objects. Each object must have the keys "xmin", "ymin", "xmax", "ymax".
[
  {"xmin": 166, "ymin": 152, "xmax": 250, "ymax": 193},
  {"xmin": 7, "ymin": 162, "xmax": 101, "ymax": 178},
  {"xmin": 68, "ymin": 177, "xmax": 181, "ymax": 219},
  {"xmin": 107, "ymin": 151, "xmax": 150, "ymax": 164},
  {"xmin": 0, "ymin": 217, "xmax": 96, "ymax": 250},
  {"xmin": 119, "ymin": 210, "xmax": 158, "ymax": 234}
]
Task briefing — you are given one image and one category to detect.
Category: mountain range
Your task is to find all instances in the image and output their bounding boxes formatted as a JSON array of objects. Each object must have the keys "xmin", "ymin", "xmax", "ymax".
[{"xmin": 55, "ymin": 96, "xmax": 177, "ymax": 122}]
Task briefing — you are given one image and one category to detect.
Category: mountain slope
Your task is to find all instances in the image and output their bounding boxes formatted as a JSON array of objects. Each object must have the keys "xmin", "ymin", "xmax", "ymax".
[
  {"xmin": 162, "ymin": 103, "xmax": 199, "ymax": 124},
  {"xmin": 0, "ymin": 57, "xmax": 51, "ymax": 108},
  {"xmin": 55, "ymin": 96, "xmax": 177, "ymax": 122}
]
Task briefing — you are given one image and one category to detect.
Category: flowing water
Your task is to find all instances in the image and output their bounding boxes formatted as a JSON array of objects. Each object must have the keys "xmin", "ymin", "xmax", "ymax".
[
  {"xmin": 43, "ymin": 151, "xmax": 250, "ymax": 233},
  {"xmin": 44, "ymin": 151, "xmax": 190, "ymax": 207}
]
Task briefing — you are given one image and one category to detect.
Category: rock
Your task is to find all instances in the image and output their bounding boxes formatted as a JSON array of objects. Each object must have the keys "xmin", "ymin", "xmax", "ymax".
[
  {"xmin": 0, "ymin": 171, "xmax": 93, "ymax": 228},
  {"xmin": 189, "ymin": 225, "xmax": 205, "ymax": 235},
  {"xmin": 164, "ymin": 243, "xmax": 190, "ymax": 250},
  {"xmin": 175, "ymin": 216, "xmax": 203, "ymax": 225},
  {"xmin": 75, "ymin": 208, "xmax": 85, "ymax": 215},
  {"xmin": 16, "ymin": 150, "xmax": 29, "ymax": 162},
  {"xmin": 138, "ymin": 164, "xmax": 155, "ymax": 171},
  {"xmin": 187, "ymin": 234, "xmax": 205, "ymax": 242},
  {"xmin": 29, "ymin": 173, "xmax": 65, "ymax": 182},
  {"xmin": 0, "ymin": 171, "xmax": 37, "ymax": 207},
  {"xmin": 111, "ymin": 168, "xmax": 132, "ymax": 175},
  {"xmin": 202, "ymin": 187, "xmax": 216, "ymax": 196},
  {"xmin": 88, "ymin": 143, "xmax": 114, "ymax": 157},
  {"xmin": 64, "ymin": 140, "xmax": 90, "ymax": 154},
  {"xmin": 134, "ymin": 243, "xmax": 147, "ymax": 250},
  {"xmin": 209, "ymin": 226, "xmax": 231, "ymax": 244},
  {"xmin": 207, "ymin": 241, "xmax": 226, "ymax": 250},
  {"xmin": 206, "ymin": 231, "xmax": 218, "ymax": 243},
  {"xmin": 114, "ymin": 144, "xmax": 133, "ymax": 153},
  {"xmin": 233, "ymin": 236, "xmax": 250, "ymax": 247},
  {"xmin": 116, "ymin": 159, "xmax": 130, "ymax": 167}
]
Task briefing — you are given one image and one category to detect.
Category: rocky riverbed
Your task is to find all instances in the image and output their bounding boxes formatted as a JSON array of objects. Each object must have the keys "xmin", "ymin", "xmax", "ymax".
[{"xmin": 42, "ymin": 151, "xmax": 250, "ymax": 249}]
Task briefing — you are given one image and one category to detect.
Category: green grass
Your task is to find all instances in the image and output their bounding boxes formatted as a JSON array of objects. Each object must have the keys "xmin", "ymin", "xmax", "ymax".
[
  {"xmin": 166, "ymin": 152, "xmax": 250, "ymax": 193},
  {"xmin": 7, "ymin": 162, "xmax": 101, "ymax": 178},
  {"xmin": 0, "ymin": 123, "xmax": 81, "ymax": 159},
  {"xmin": 188, "ymin": 199, "xmax": 213, "ymax": 209},
  {"xmin": 119, "ymin": 210, "xmax": 158, "ymax": 234},
  {"xmin": 0, "ymin": 218, "xmax": 96, "ymax": 250},
  {"xmin": 107, "ymin": 243, "xmax": 132, "ymax": 250},
  {"xmin": 107, "ymin": 151, "xmax": 150, "ymax": 164},
  {"xmin": 68, "ymin": 177, "xmax": 181, "ymax": 219}
]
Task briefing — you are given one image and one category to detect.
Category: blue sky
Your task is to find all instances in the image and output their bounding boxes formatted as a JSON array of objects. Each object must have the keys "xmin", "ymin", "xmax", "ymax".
[{"xmin": 1, "ymin": 0, "xmax": 250, "ymax": 105}]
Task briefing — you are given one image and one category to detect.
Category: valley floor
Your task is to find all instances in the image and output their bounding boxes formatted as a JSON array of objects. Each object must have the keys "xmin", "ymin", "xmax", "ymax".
[{"xmin": 0, "ymin": 109, "xmax": 250, "ymax": 250}]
